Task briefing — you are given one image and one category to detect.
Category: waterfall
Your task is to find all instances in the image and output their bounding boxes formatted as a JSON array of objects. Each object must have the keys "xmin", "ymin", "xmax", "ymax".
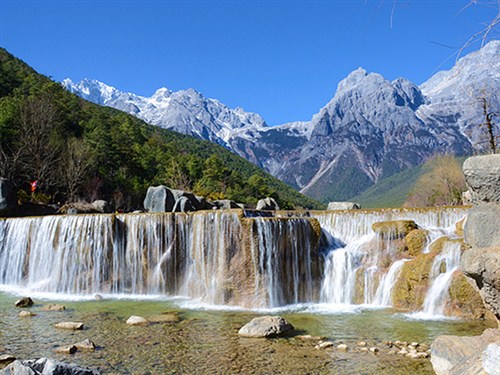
[
  {"xmin": 372, "ymin": 259, "xmax": 410, "ymax": 307},
  {"xmin": 421, "ymin": 241, "xmax": 461, "ymax": 316},
  {"xmin": 0, "ymin": 206, "xmax": 467, "ymax": 311}
]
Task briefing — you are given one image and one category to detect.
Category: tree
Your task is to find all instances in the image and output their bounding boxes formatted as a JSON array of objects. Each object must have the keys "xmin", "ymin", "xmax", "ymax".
[
  {"xmin": 478, "ymin": 91, "xmax": 499, "ymax": 153},
  {"xmin": 405, "ymin": 155, "xmax": 466, "ymax": 207},
  {"xmin": 63, "ymin": 138, "xmax": 94, "ymax": 202}
]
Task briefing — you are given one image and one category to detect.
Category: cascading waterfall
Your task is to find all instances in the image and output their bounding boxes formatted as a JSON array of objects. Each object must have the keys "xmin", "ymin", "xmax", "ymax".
[
  {"xmin": 421, "ymin": 241, "xmax": 461, "ymax": 316},
  {"xmin": 0, "ymin": 206, "xmax": 468, "ymax": 313}
]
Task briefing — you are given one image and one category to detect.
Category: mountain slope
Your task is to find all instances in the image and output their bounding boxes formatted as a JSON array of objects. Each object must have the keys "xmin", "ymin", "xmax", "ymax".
[
  {"xmin": 63, "ymin": 40, "xmax": 500, "ymax": 204},
  {"xmin": 0, "ymin": 48, "xmax": 322, "ymax": 210}
]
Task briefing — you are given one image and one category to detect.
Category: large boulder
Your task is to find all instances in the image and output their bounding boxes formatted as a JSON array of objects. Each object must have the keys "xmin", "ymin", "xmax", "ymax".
[
  {"xmin": 430, "ymin": 328, "xmax": 500, "ymax": 375},
  {"xmin": 91, "ymin": 200, "xmax": 112, "ymax": 213},
  {"xmin": 327, "ymin": 201, "xmax": 361, "ymax": 210},
  {"xmin": 461, "ymin": 246, "xmax": 500, "ymax": 321},
  {"xmin": 0, "ymin": 358, "xmax": 100, "ymax": 375},
  {"xmin": 172, "ymin": 196, "xmax": 194, "ymax": 213},
  {"xmin": 238, "ymin": 316, "xmax": 294, "ymax": 338},
  {"xmin": 463, "ymin": 154, "xmax": 500, "ymax": 204},
  {"xmin": 464, "ymin": 203, "xmax": 500, "ymax": 248},
  {"xmin": 256, "ymin": 197, "xmax": 279, "ymax": 211},
  {"xmin": 143, "ymin": 186, "xmax": 176, "ymax": 212},
  {"xmin": 0, "ymin": 178, "xmax": 16, "ymax": 216}
]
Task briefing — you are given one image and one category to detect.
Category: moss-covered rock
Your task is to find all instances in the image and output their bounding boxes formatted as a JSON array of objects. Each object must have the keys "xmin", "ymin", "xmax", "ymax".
[
  {"xmin": 455, "ymin": 217, "xmax": 465, "ymax": 237},
  {"xmin": 404, "ymin": 229, "xmax": 428, "ymax": 256},
  {"xmin": 392, "ymin": 253, "xmax": 435, "ymax": 309},
  {"xmin": 446, "ymin": 271, "xmax": 496, "ymax": 321},
  {"xmin": 372, "ymin": 220, "xmax": 419, "ymax": 240}
]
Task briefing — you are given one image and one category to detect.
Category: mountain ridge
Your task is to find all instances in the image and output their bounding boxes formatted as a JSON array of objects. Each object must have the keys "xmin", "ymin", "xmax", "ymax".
[{"xmin": 63, "ymin": 40, "xmax": 500, "ymax": 203}]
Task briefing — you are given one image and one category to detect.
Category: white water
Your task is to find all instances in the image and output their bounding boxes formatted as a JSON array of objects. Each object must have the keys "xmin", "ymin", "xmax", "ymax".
[{"xmin": 0, "ymin": 207, "xmax": 468, "ymax": 314}]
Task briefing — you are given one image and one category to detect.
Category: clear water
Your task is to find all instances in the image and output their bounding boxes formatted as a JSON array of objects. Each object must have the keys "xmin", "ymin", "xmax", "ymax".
[{"xmin": 0, "ymin": 292, "xmax": 493, "ymax": 375}]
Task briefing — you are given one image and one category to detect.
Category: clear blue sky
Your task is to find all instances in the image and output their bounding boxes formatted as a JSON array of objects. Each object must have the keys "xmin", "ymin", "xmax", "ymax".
[{"xmin": 0, "ymin": 1, "xmax": 498, "ymax": 125}]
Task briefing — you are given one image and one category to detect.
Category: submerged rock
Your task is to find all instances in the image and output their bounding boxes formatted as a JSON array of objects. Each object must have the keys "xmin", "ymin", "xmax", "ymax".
[
  {"xmin": 74, "ymin": 339, "xmax": 96, "ymax": 351},
  {"xmin": 42, "ymin": 304, "xmax": 65, "ymax": 311},
  {"xmin": 54, "ymin": 345, "xmax": 77, "ymax": 354},
  {"xmin": 19, "ymin": 311, "xmax": 36, "ymax": 318},
  {"xmin": 15, "ymin": 297, "xmax": 33, "ymax": 308},
  {"xmin": 326, "ymin": 202, "xmax": 361, "ymax": 210},
  {"xmin": 238, "ymin": 316, "xmax": 294, "ymax": 338},
  {"xmin": 54, "ymin": 322, "xmax": 84, "ymax": 330},
  {"xmin": 126, "ymin": 316, "xmax": 149, "ymax": 326},
  {"xmin": 0, "ymin": 358, "xmax": 100, "ymax": 375}
]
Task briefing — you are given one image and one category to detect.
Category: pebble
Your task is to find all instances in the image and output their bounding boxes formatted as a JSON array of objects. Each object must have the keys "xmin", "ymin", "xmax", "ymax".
[
  {"xmin": 357, "ymin": 341, "xmax": 367, "ymax": 347},
  {"xmin": 74, "ymin": 339, "xmax": 96, "ymax": 351},
  {"xmin": 54, "ymin": 322, "xmax": 84, "ymax": 330},
  {"xmin": 369, "ymin": 347, "xmax": 379, "ymax": 354},
  {"xmin": 126, "ymin": 315, "xmax": 149, "ymax": 326},
  {"xmin": 337, "ymin": 344, "xmax": 348, "ymax": 351},
  {"xmin": 360, "ymin": 347, "xmax": 369, "ymax": 352},
  {"xmin": 54, "ymin": 345, "xmax": 77, "ymax": 354},
  {"xmin": 411, "ymin": 342, "xmax": 419, "ymax": 347},
  {"xmin": 296, "ymin": 335, "xmax": 326, "ymax": 341},
  {"xmin": 315, "ymin": 341, "xmax": 334, "ymax": 349},
  {"xmin": 19, "ymin": 310, "xmax": 36, "ymax": 318},
  {"xmin": 416, "ymin": 352, "xmax": 429, "ymax": 359},
  {"xmin": 398, "ymin": 349, "xmax": 408, "ymax": 355},
  {"xmin": 42, "ymin": 304, "xmax": 65, "ymax": 311}
]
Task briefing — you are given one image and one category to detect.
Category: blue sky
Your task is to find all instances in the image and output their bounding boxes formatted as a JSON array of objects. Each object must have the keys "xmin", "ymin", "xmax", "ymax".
[{"xmin": 0, "ymin": 1, "xmax": 498, "ymax": 125}]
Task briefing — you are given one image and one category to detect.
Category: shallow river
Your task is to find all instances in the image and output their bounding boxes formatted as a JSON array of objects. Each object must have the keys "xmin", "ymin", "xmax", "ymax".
[{"xmin": 0, "ymin": 292, "xmax": 494, "ymax": 374}]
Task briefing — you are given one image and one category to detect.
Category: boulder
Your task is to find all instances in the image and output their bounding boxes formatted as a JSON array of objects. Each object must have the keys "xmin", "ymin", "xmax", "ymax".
[
  {"xmin": 464, "ymin": 203, "xmax": 500, "ymax": 248},
  {"xmin": 0, "ymin": 178, "xmax": 16, "ymax": 216},
  {"xmin": 327, "ymin": 201, "xmax": 361, "ymax": 210},
  {"xmin": 172, "ymin": 196, "xmax": 194, "ymax": 213},
  {"xmin": 461, "ymin": 246, "xmax": 500, "ymax": 321},
  {"xmin": 404, "ymin": 229, "xmax": 428, "ymax": 256},
  {"xmin": 126, "ymin": 315, "xmax": 149, "ymax": 326},
  {"xmin": 463, "ymin": 154, "xmax": 500, "ymax": 204},
  {"xmin": 483, "ymin": 343, "xmax": 500, "ymax": 375},
  {"xmin": 91, "ymin": 200, "xmax": 111, "ymax": 213},
  {"xmin": 430, "ymin": 328, "xmax": 500, "ymax": 375},
  {"xmin": 54, "ymin": 322, "xmax": 84, "ymax": 330},
  {"xmin": 213, "ymin": 199, "xmax": 242, "ymax": 210},
  {"xmin": 0, "ymin": 358, "xmax": 100, "ymax": 375},
  {"xmin": 256, "ymin": 197, "xmax": 280, "ymax": 211},
  {"xmin": 238, "ymin": 316, "xmax": 293, "ymax": 338},
  {"xmin": 372, "ymin": 220, "xmax": 419, "ymax": 240},
  {"xmin": 143, "ymin": 186, "xmax": 176, "ymax": 212},
  {"xmin": 15, "ymin": 297, "xmax": 33, "ymax": 308}
]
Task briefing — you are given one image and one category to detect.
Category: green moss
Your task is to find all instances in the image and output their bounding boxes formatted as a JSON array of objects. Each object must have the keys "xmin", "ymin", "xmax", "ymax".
[
  {"xmin": 404, "ymin": 229, "xmax": 428, "ymax": 257},
  {"xmin": 446, "ymin": 272, "xmax": 493, "ymax": 320}
]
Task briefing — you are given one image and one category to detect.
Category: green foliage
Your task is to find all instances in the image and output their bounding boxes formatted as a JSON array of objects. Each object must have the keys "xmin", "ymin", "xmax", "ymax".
[{"xmin": 0, "ymin": 48, "xmax": 322, "ymax": 210}]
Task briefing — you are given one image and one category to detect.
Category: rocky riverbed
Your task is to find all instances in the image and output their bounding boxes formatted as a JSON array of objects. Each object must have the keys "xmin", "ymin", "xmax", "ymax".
[{"xmin": 0, "ymin": 293, "xmax": 494, "ymax": 374}]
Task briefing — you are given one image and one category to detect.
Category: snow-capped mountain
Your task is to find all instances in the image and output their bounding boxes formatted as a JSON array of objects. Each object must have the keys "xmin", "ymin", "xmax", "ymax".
[
  {"xmin": 62, "ymin": 79, "xmax": 267, "ymax": 147},
  {"xmin": 63, "ymin": 40, "xmax": 499, "ymax": 202}
]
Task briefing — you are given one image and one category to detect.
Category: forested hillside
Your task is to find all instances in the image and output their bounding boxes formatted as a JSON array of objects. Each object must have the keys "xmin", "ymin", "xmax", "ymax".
[{"xmin": 0, "ymin": 48, "xmax": 322, "ymax": 210}]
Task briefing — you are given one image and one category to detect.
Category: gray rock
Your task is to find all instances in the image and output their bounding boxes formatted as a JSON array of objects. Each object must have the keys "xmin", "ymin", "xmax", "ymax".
[
  {"xmin": 464, "ymin": 203, "xmax": 500, "ymax": 248},
  {"xmin": 0, "ymin": 178, "xmax": 16, "ymax": 215},
  {"xmin": 463, "ymin": 155, "xmax": 500, "ymax": 204},
  {"xmin": 213, "ymin": 199, "xmax": 241, "ymax": 210},
  {"xmin": 54, "ymin": 322, "xmax": 84, "ymax": 330},
  {"xmin": 256, "ymin": 197, "xmax": 279, "ymax": 211},
  {"xmin": 483, "ymin": 343, "xmax": 500, "ymax": 375},
  {"xmin": 238, "ymin": 316, "xmax": 294, "ymax": 338},
  {"xmin": 327, "ymin": 202, "xmax": 361, "ymax": 210},
  {"xmin": 15, "ymin": 297, "xmax": 33, "ymax": 308},
  {"xmin": 430, "ymin": 328, "xmax": 500, "ymax": 375},
  {"xmin": 172, "ymin": 196, "xmax": 194, "ymax": 213},
  {"xmin": 461, "ymin": 246, "xmax": 500, "ymax": 321},
  {"xmin": 143, "ymin": 186, "xmax": 175, "ymax": 212},
  {"xmin": 74, "ymin": 339, "xmax": 96, "ymax": 352},
  {"xmin": 125, "ymin": 315, "xmax": 148, "ymax": 326},
  {"xmin": 91, "ymin": 200, "xmax": 111, "ymax": 213},
  {"xmin": 0, "ymin": 358, "xmax": 100, "ymax": 375}
]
